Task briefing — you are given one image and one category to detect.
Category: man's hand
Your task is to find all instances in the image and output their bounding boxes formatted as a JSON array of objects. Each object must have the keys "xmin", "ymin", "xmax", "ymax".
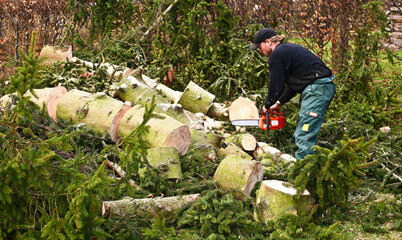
[{"xmin": 269, "ymin": 103, "xmax": 281, "ymax": 115}]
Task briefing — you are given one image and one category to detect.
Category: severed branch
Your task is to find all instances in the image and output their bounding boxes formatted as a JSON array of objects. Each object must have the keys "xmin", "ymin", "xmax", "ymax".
[
  {"xmin": 106, "ymin": 160, "xmax": 140, "ymax": 190},
  {"xmin": 380, "ymin": 163, "xmax": 402, "ymax": 190},
  {"xmin": 140, "ymin": 0, "xmax": 179, "ymax": 41}
]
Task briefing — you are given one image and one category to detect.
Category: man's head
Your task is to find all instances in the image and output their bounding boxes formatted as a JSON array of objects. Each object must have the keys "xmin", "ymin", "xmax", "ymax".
[{"xmin": 250, "ymin": 28, "xmax": 277, "ymax": 51}]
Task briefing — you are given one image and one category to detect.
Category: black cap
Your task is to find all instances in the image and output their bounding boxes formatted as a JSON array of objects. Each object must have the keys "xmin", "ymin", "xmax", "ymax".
[{"xmin": 250, "ymin": 28, "xmax": 277, "ymax": 50}]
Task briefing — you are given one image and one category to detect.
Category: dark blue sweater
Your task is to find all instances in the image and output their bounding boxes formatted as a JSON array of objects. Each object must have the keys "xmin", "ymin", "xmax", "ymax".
[{"xmin": 265, "ymin": 42, "xmax": 332, "ymax": 109}]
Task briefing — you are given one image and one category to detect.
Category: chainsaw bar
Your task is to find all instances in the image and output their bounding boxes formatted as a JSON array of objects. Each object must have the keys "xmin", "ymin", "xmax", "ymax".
[{"xmin": 230, "ymin": 119, "xmax": 260, "ymax": 127}]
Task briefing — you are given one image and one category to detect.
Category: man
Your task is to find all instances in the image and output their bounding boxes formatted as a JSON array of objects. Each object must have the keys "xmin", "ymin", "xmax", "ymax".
[{"xmin": 251, "ymin": 28, "xmax": 335, "ymax": 160}]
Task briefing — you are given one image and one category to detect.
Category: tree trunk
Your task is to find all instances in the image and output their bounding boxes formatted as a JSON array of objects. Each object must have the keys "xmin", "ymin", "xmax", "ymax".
[
  {"xmin": 102, "ymin": 193, "xmax": 200, "ymax": 219},
  {"xmin": 56, "ymin": 89, "xmax": 125, "ymax": 136},
  {"xmin": 213, "ymin": 155, "xmax": 263, "ymax": 201},
  {"xmin": 254, "ymin": 180, "xmax": 312, "ymax": 222}
]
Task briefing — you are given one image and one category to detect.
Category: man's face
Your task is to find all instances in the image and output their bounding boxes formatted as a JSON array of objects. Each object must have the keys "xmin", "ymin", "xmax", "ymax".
[{"xmin": 258, "ymin": 40, "xmax": 273, "ymax": 57}]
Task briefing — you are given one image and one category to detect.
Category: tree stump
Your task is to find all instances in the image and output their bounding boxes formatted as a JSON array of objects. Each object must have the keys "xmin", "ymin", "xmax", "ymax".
[{"xmin": 254, "ymin": 180, "xmax": 312, "ymax": 222}]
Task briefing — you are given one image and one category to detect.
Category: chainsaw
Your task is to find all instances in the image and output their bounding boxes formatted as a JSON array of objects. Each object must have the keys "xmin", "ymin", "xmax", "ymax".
[{"xmin": 231, "ymin": 107, "xmax": 285, "ymax": 130}]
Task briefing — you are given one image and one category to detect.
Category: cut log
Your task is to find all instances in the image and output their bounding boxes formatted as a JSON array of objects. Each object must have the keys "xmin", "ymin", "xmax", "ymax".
[
  {"xmin": 223, "ymin": 133, "xmax": 257, "ymax": 151},
  {"xmin": 254, "ymin": 180, "xmax": 312, "ymax": 222},
  {"xmin": 46, "ymin": 86, "xmax": 68, "ymax": 121},
  {"xmin": 186, "ymin": 129, "xmax": 223, "ymax": 161},
  {"xmin": 217, "ymin": 143, "xmax": 253, "ymax": 161},
  {"xmin": 213, "ymin": 155, "xmax": 263, "ymax": 201},
  {"xmin": 207, "ymin": 102, "xmax": 229, "ymax": 121},
  {"xmin": 118, "ymin": 104, "xmax": 187, "ymax": 148},
  {"xmin": 163, "ymin": 125, "xmax": 191, "ymax": 155},
  {"xmin": 143, "ymin": 147, "xmax": 183, "ymax": 179},
  {"xmin": 189, "ymin": 129, "xmax": 223, "ymax": 149},
  {"xmin": 0, "ymin": 87, "xmax": 68, "ymax": 121},
  {"xmin": 39, "ymin": 45, "xmax": 72, "ymax": 66},
  {"xmin": 156, "ymin": 103, "xmax": 195, "ymax": 124},
  {"xmin": 102, "ymin": 193, "xmax": 199, "ymax": 218},
  {"xmin": 110, "ymin": 104, "xmax": 132, "ymax": 142},
  {"xmin": 178, "ymin": 81, "xmax": 215, "ymax": 114},
  {"xmin": 258, "ymin": 142, "xmax": 282, "ymax": 163},
  {"xmin": 115, "ymin": 75, "xmax": 167, "ymax": 105},
  {"xmin": 277, "ymin": 154, "xmax": 296, "ymax": 165},
  {"xmin": 56, "ymin": 90, "xmax": 124, "ymax": 136},
  {"xmin": 228, "ymin": 97, "xmax": 259, "ymax": 121},
  {"xmin": 187, "ymin": 144, "xmax": 217, "ymax": 162}
]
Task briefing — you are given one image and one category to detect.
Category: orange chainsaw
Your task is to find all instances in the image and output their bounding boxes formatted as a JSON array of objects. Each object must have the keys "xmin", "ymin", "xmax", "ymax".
[{"xmin": 231, "ymin": 108, "xmax": 285, "ymax": 130}]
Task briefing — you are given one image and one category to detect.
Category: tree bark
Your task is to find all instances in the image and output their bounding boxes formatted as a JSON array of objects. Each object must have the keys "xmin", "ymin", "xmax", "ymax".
[
  {"xmin": 217, "ymin": 143, "xmax": 253, "ymax": 161},
  {"xmin": 56, "ymin": 89, "xmax": 125, "ymax": 136},
  {"xmin": 178, "ymin": 81, "xmax": 215, "ymax": 115},
  {"xmin": 207, "ymin": 102, "xmax": 229, "ymax": 121},
  {"xmin": 102, "ymin": 193, "xmax": 200, "ymax": 219},
  {"xmin": 143, "ymin": 147, "xmax": 183, "ymax": 179},
  {"xmin": 213, "ymin": 155, "xmax": 263, "ymax": 201}
]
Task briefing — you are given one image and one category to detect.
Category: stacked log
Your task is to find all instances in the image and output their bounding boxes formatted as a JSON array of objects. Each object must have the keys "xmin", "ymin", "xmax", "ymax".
[{"xmin": 213, "ymin": 155, "xmax": 264, "ymax": 201}]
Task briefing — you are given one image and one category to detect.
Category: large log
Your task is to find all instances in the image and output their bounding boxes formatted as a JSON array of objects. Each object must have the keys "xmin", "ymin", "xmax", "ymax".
[
  {"xmin": 254, "ymin": 180, "xmax": 312, "ymax": 222},
  {"xmin": 54, "ymin": 88, "xmax": 189, "ymax": 149},
  {"xmin": 0, "ymin": 86, "xmax": 68, "ymax": 121},
  {"xmin": 56, "ymin": 90, "xmax": 124, "ymax": 136},
  {"xmin": 117, "ymin": 104, "xmax": 188, "ymax": 148},
  {"xmin": 102, "ymin": 194, "xmax": 200, "ymax": 219},
  {"xmin": 213, "ymin": 155, "xmax": 263, "ymax": 201}
]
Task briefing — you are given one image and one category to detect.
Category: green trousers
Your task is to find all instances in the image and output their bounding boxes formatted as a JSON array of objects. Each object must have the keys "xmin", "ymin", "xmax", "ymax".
[{"xmin": 292, "ymin": 76, "xmax": 335, "ymax": 160}]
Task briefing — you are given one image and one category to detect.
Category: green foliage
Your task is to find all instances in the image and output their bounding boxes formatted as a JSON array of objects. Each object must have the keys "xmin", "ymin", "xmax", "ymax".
[
  {"xmin": 43, "ymin": 57, "xmax": 116, "ymax": 95},
  {"xmin": 0, "ymin": 33, "xmax": 113, "ymax": 239},
  {"xmin": 6, "ymin": 32, "xmax": 45, "ymax": 99},
  {"xmin": 67, "ymin": 0, "xmax": 138, "ymax": 44},
  {"xmin": 336, "ymin": 1, "xmax": 394, "ymax": 104},
  {"xmin": 175, "ymin": 190, "xmax": 269, "ymax": 239},
  {"xmin": 289, "ymin": 136, "xmax": 378, "ymax": 212}
]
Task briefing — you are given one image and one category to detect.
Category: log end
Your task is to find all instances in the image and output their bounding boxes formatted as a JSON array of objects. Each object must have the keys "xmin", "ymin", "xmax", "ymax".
[{"xmin": 163, "ymin": 125, "xmax": 191, "ymax": 155}]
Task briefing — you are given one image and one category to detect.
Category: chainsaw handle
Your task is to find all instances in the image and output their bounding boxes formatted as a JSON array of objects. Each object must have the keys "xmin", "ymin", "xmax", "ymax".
[{"xmin": 259, "ymin": 110, "xmax": 285, "ymax": 130}]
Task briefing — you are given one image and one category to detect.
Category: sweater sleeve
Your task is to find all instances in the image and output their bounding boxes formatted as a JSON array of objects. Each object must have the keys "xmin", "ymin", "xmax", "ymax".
[
  {"xmin": 264, "ymin": 59, "xmax": 287, "ymax": 108},
  {"xmin": 278, "ymin": 87, "xmax": 297, "ymax": 105}
]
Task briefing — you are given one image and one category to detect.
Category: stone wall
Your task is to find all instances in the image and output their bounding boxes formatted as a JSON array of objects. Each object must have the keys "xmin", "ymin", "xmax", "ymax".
[{"xmin": 387, "ymin": 3, "xmax": 402, "ymax": 51}]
